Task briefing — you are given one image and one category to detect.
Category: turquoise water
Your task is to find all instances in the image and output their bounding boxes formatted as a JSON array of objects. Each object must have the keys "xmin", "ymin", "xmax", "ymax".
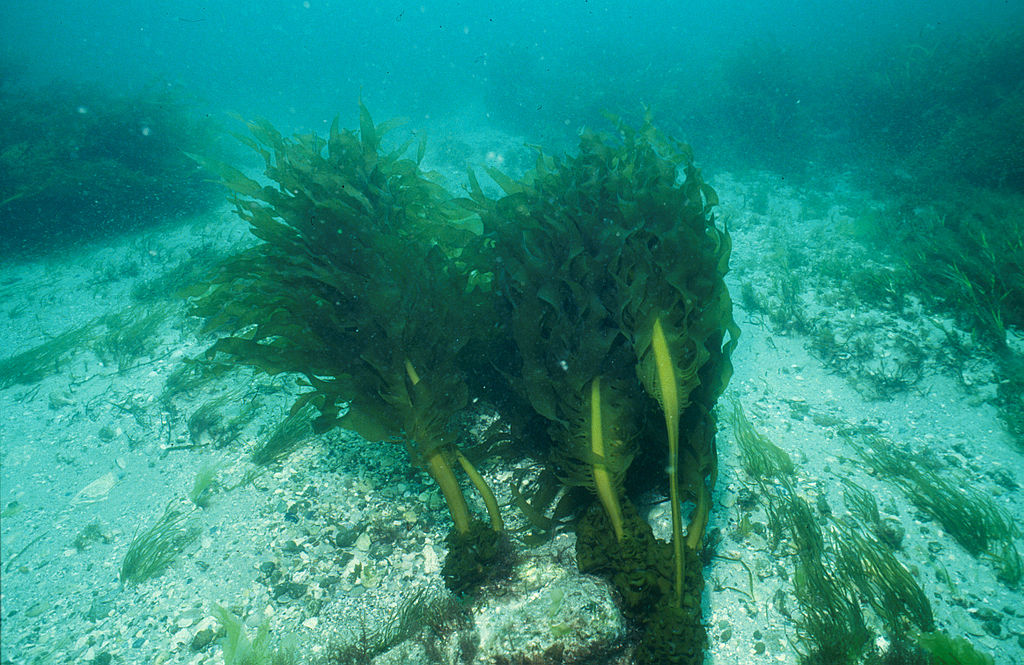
[{"xmin": 1, "ymin": 2, "xmax": 1022, "ymax": 664}]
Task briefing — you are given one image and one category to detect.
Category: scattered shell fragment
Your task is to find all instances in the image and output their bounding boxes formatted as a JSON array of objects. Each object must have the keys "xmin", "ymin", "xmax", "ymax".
[
  {"xmin": 422, "ymin": 544, "xmax": 439, "ymax": 574},
  {"xmin": 71, "ymin": 472, "xmax": 116, "ymax": 505},
  {"xmin": 170, "ymin": 628, "xmax": 190, "ymax": 647},
  {"xmin": 48, "ymin": 391, "xmax": 75, "ymax": 408}
]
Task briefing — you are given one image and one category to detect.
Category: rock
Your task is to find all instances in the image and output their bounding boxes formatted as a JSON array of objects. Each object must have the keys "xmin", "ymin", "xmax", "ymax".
[
  {"xmin": 274, "ymin": 581, "xmax": 308, "ymax": 600},
  {"xmin": 49, "ymin": 391, "xmax": 75, "ymax": 408},
  {"xmin": 191, "ymin": 627, "xmax": 216, "ymax": 651},
  {"xmin": 86, "ymin": 596, "xmax": 113, "ymax": 621},
  {"xmin": 171, "ymin": 627, "xmax": 190, "ymax": 647},
  {"xmin": 334, "ymin": 528, "xmax": 358, "ymax": 549},
  {"xmin": 981, "ymin": 620, "xmax": 1001, "ymax": 638},
  {"xmin": 90, "ymin": 651, "xmax": 112, "ymax": 665},
  {"xmin": 875, "ymin": 516, "xmax": 905, "ymax": 550}
]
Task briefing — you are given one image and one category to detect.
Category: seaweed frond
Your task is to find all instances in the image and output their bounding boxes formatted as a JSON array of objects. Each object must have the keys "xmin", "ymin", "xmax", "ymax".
[
  {"xmin": 188, "ymin": 465, "xmax": 219, "ymax": 508},
  {"xmin": 250, "ymin": 404, "xmax": 315, "ymax": 466},
  {"xmin": 0, "ymin": 320, "xmax": 100, "ymax": 389},
  {"xmin": 727, "ymin": 400, "xmax": 795, "ymax": 481},
  {"xmin": 916, "ymin": 630, "xmax": 995, "ymax": 665},
  {"xmin": 832, "ymin": 523, "xmax": 934, "ymax": 635},
  {"xmin": 212, "ymin": 604, "xmax": 297, "ymax": 665},
  {"xmin": 120, "ymin": 502, "xmax": 200, "ymax": 586}
]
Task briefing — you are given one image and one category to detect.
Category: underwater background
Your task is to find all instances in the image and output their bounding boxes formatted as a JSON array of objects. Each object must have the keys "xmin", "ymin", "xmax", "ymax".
[{"xmin": 2, "ymin": 1, "xmax": 1023, "ymax": 664}]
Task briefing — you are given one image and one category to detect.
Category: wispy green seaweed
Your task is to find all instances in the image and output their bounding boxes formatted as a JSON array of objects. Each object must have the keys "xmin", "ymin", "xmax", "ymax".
[
  {"xmin": 327, "ymin": 587, "xmax": 464, "ymax": 664},
  {"xmin": 250, "ymin": 404, "xmax": 315, "ymax": 466},
  {"xmin": 0, "ymin": 320, "xmax": 99, "ymax": 389},
  {"xmin": 120, "ymin": 503, "xmax": 200, "ymax": 586},
  {"xmin": 758, "ymin": 478, "xmax": 870, "ymax": 663},
  {"xmin": 727, "ymin": 401, "xmax": 795, "ymax": 481},
  {"xmin": 831, "ymin": 523, "xmax": 934, "ymax": 635},
  {"xmin": 792, "ymin": 559, "xmax": 871, "ymax": 665},
  {"xmin": 986, "ymin": 539, "xmax": 1023, "ymax": 589},
  {"xmin": 185, "ymin": 395, "xmax": 256, "ymax": 448},
  {"xmin": 841, "ymin": 478, "xmax": 880, "ymax": 526},
  {"xmin": 851, "ymin": 434, "xmax": 1021, "ymax": 589},
  {"xmin": 93, "ymin": 304, "xmax": 172, "ymax": 371},
  {"xmin": 755, "ymin": 442, "xmax": 943, "ymax": 664},
  {"xmin": 852, "ymin": 435, "xmax": 1019, "ymax": 555},
  {"xmin": 160, "ymin": 356, "xmax": 237, "ymax": 402}
]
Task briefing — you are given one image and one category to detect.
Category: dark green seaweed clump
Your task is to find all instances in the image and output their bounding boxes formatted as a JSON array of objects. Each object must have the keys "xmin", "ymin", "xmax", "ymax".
[
  {"xmin": 189, "ymin": 105, "xmax": 508, "ymax": 594},
  {"xmin": 188, "ymin": 105, "xmax": 738, "ymax": 662},
  {"xmin": 465, "ymin": 111, "xmax": 738, "ymax": 664}
]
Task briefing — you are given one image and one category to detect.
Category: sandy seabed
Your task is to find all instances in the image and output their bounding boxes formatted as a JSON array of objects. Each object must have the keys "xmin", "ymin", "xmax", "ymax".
[{"xmin": 1, "ymin": 156, "xmax": 1022, "ymax": 665}]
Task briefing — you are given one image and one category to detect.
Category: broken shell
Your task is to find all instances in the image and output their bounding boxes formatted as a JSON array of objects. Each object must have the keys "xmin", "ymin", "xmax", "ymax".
[{"xmin": 72, "ymin": 472, "xmax": 116, "ymax": 505}]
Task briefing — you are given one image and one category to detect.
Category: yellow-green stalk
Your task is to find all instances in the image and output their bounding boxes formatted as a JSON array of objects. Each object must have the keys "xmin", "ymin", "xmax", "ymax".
[
  {"xmin": 426, "ymin": 450, "xmax": 472, "ymax": 535},
  {"xmin": 405, "ymin": 359, "xmax": 472, "ymax": 535},
  {"xmin": 456, "ymin": 450, "xmax": 504, "ymax": 532},
  {"xmin": 651, "ymin": 316, "xmax": 684, "ymax": 605},
  {"xmin": 590, "ymin": 376, "xmax": 625, "ymax": 542}
]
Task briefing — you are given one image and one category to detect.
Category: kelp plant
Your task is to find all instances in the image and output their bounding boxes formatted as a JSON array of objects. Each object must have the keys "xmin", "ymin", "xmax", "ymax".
[
  {"xmin": 188, "ymin": 104, "xmax": 508, "ymax": 594},
  {"xmin": 189, "ymin": 105, "xmax": 738, "ymax": 660},
  {"xmin": 467, "ymin": 111, "xmax": 739, "ymax": 665}
]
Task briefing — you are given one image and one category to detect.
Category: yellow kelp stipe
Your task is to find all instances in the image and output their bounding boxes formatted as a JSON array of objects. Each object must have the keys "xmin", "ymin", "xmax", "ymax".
[
  {"xmin": 652, "ymin": 316, "xmax": 685, "ymax": 605},
  {"xmin": 591, "ymin": 376, "xmax": 625, "ymax": 542}
]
